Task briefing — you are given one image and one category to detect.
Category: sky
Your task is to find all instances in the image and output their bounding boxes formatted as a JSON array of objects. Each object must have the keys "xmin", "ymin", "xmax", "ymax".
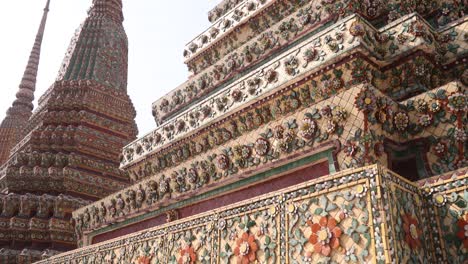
[{"xmin": 0, "ymin": 0, "xmax": 219, "ymax": 136}]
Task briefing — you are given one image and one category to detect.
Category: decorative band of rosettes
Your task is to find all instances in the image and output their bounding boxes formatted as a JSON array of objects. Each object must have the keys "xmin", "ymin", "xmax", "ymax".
[{"xmin": 123, "ymin": 14, "xmax": 465, "ymax": 168}]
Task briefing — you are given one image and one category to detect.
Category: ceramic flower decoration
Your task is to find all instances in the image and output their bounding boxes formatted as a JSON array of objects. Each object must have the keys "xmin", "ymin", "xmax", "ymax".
[
  {"xmin": 402, "ymin": 213, "xmax": 422, "ymax": 250},
  {"xmin": 234, "ymin": 232, "xmax": 258, "ymax": 264},
  {"xmin": 307, "ymin": 216, "xmax": 342, "ymax": 256},
  {"xmin": 178, "ymin": 246, "xmax": 197, "ymax": 264}
]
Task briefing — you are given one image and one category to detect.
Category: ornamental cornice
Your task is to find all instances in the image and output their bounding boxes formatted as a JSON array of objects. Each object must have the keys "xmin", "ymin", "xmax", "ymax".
[
  {"xmin": 188, "ymin": 0, "xmax": 325, "ymax": 76},
  {"xmin": 184, "ymin": 0, "xmax": 275, "ymax": 63},
  {"xmin": 41, "ymin": 110, "xmax": 132, "ymax": 137},
  {"xmin": 78, "ymin": 84, "xmax": 371, "ymax": 235},
  {"xmin": 0, "ymin": 193, "xmax": 89, "ymax": 254},
  {"xmin": 195, "ymin": 0, "xmax": 463, "ymax": 76},
  {"xmin": 1, "ymin": 165, "xmax": 129, "ymax": 194},
  {"xmin": 142, "ymin": 15, "xmax": 366, "ymax": 167},
  {"xmin": 155, "ymin": 1, "xmax": 337, "ymax": 124},
  {"xmin": 0, "ymin": 193, "xmax": 89, "ymax": 220},
  {"xmin": 207, "ymin": 0, "xmax": 244, "ymax": 23},
  {"xmin": 0, "ymin": 147, "xmax": 129, "ymax": 197},
  {"xmin": 125, "ymin": 52, "xmax": 463, "ymax": 179},
  {"xmin": 36, "ymin": 80, "xmax": 137, "ymax": 121},
  {"xmin": 77, "ymin": 80, "xmax": 466, "ymax": 238},
  {"xmin": 125, "ymin": 14, "xmax": 466, "ymax": 168},
  {"xmin": 153, "ymin": 9, "xmax": 466, "ymax": 126},
  {"xmin": 157, "ymin": 0, "xmax": 467, "ymax": 127}
]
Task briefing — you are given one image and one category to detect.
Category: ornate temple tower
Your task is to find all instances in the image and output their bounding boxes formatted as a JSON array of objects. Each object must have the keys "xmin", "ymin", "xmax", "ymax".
[
  {"xmin": 39, "ymin": 0, "xmax": 466, "ymax": 263},
  {"xmin": 0, "ymin": 0, "xmax": 138, "ymax": 262},
  {"xmin": 0, "ymin": 0, "xmax": 50, "ymax": 166}
]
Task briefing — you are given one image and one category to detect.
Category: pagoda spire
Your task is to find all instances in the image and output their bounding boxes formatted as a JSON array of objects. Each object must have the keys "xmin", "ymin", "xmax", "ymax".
[
  {"xmin": 56, "ymin": 0, "xmax": 128, "ymax": 91},
  {"xmin": 88, "ymin": 0, "xmax": 124, "ymax": 22},
  {"xmin": 0, "ymin": 0, "xmax": 51, "ymax": 165}
]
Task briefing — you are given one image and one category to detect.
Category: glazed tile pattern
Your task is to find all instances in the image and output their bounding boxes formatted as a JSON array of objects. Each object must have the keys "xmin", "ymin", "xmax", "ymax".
[
  {"xmin": 184, "ymin": 0, "xmax": 276, "ymax": 62},
  {"xmin": 418, "ymin": 171, "xmax": 468, "ymax": 262},
  {"xmin": 152, "ymin": 0, "xmax": 466, "ymax": 126},
  {"xmin": 0, "ymin": 0, "xmax": 138, "ymax": 262},
  {"xmin": 72, "ymin": 79, "xmax": 466, "ymax": 246},
  {"xmin": 8, "ymin": 0, "xmax": 465, "ymax": 262},
  {"xmin": 0, "ymin": 0, "xmax": 50, "ymax": 165},
  {"xmin": 35, "ymin": 165, "xmax": 468, "ymax": 263},
  {"xmin": 129, "ymin": 14, "xmax": 467, "ymax": 168}
]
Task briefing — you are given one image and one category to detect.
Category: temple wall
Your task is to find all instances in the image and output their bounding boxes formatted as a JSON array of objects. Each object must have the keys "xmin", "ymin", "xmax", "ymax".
[
  {"xmin": 36, "ymin": 165, "xmax": 467, "ymax": 263},
  {"xmin": 91, "ymin": 161, "xmax": 330, "ymax": 244},
  {"xmin": 70, "ymin": 75, "xmax": 466, "ymax": 246}
]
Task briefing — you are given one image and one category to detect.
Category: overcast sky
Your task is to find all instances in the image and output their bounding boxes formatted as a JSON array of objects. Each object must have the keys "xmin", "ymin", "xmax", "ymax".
[{"xmin": 0, "ymin": 0, "xmax": 218, "ymax": 136}]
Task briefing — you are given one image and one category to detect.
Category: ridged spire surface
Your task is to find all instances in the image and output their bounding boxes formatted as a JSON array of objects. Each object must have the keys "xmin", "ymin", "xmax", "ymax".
[
  {"xmin": 89, "ymin": 0, "xmax": 124, "ymax": 22},
  {"xmin": 0, "ymin": 0, "xmax": 137, "ymax": 261},
  {"xmin": 0, "ymin": 0, "xmax": 50, "ymax": 165},
  {"xmin": 0, "ymin": 0, "xmax": 137, "ymax": 198},
  {"xmin": 56, "ymin": 0, "xmax": 128, "ymax": 90}
]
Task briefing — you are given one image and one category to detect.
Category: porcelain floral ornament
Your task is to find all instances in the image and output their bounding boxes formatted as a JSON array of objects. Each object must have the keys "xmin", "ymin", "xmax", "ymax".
[
  {"xmin": 131, "ymin": 17, "xmax": 465, "ymax": 169},
  {"xmin": 402, "ymin": 212, "xmax": 422, "ymax": 250},
  {"xmin": 234, "ymin": 232, "xmax": 258, "ymax": 264},
  {"xmin": 307, "ymin": 216, "xmax": 342, "ymax": 256}
]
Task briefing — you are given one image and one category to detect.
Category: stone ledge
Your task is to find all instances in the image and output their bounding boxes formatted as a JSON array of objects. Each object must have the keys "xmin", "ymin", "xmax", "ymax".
[{"xmin": 125, "ymin": 14, "xmax": 466, "ymax": 168}]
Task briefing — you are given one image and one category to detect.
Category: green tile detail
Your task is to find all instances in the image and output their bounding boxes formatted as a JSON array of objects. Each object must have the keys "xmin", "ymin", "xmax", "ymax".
[{"xmin": 89, "ymin": 148, "xmax": 335, "ymax": 239}]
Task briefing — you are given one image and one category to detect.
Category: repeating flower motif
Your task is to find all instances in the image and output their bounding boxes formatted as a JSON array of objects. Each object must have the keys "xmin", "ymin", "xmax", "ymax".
[
  {"xmin": 376, "ymin": 108, "xmax": 390, "ymax": 123},
  {"xmin": 178, "ymin": 246, "xmax": 197, "ymax": 264},
  {"xmin": 432, "ymin": 193, "xmax": 447, "ymax": 207},
  {"xmin": 234, "ymin": 145, "xmax": 252, "ymax": 159},
  {"xmin": 159, "ymin": 179, "xmax": 169, "ymax": 193},
  {"xmin": 273, "ymin": 125, "xmax": 284, "ymax": 140},
  {"xmin": 218, "ymin": 218, "xmax": 226, "ymax": 230},
  {"xmin": 284, "ymin": 56, "xmax": 299, "ymax": 76},
  {"xmin": 324, "ymin": 120, "xmax": 337, "ymax": 134},
  {"xmin": 265, "ymin": 69, "xmax": 278, "ymax": 83},
  {"xmin": 187, "ymin": 168, "xmax": 198, "ymax": 184},
  {"xmin": 456, "ymin": 213, "xmax": 468, "ymax": 249},
  {"xmin": 417, "ymin": 114, "xmax": 432, "ymax": 127},
  {"xmin": 137, "ymin": 255, "xmax": 152, "ymax": 264},
  {"xmin": 414, "ymin": 65, "xmax": 427, "ymax": 77},
  {"xmin": 299, "ymin": 117, "xmax": 317, "ymax": 140},
  {"xmin": 355, "ymin": 88, "xmax": 377, "ymax": 112},
  {"xmin": 433, "ymin": 142, "xmax": 447, "ymax": 157},
  {"xmin": 321, "ymin": 105, "xmax": 333, "ymax": 119},
  {"xmin": 428, "ymin": 100, "xmax": 441, "ymax": 113},
  {"xmin": 344, "ymin": 141, "xmax": 359, "ymax": 157},
  {"xmin": 332, "ymin": 106, "xmax": 348, "ymax": 122},
  {"xmin": 307, "ymin": 216, "xmax": 342, "ymax": 256},
  {"xmin": 355, "ymin": 185, "xmax": 367, "ymax": 198},
  {"xmin": 394, "ymin": 112, "xmax": 409, "ymax": 131},
  {"xmin": 234, "ymin": 232, "xmax": 258, "ymax": 264},
  {"xmin": 447, "ymin": 92, "xmax": 467, "ymax": 112},
  {"xmin": 454, "ymin": 128, "xmax": 467, "ymax": 142},
  {"xmin": 414, "ymin": 99, "xmax": 428, "ymax": 113},
  {"xmin": 303, "ymin": 48, "xmax": 318, "ymax": 62},
  {"xmin": 402, "ymin": 213, "xmax": 422, "ymax": 250},
  {"xmin": 231, "ymin": 89, "xmax": 243, "ymax": 102},
  {"xmin": 349, "ymin": 21, "xmax": 365, "ymax": 36},
  {"xmin": 254, "ymin": 138, "xmax": 270, "ymax": 156},
  {"xmin": 216, "ymin": 154, "xmax": 230, "ymax": 170},
  {"xmin": 409, "ymin": 21, "xmax": 426, "ymax": 37}
]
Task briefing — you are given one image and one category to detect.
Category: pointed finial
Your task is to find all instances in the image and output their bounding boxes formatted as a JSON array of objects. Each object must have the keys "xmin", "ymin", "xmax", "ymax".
[
  {"xmin": 45, "ymin": 0, "xmax": 51, "ymax": 11},
  {"xmin": 0, "ymin": 0, "xmax": 51, "ymax": 165}
]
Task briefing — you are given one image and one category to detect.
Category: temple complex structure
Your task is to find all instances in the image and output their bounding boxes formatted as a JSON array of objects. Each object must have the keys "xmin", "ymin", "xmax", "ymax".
[
  {"xmin": 2, "ymin": 0, "xmax": 467, "ymax": 263},
  {"xmin": 0, "ymin": 0, "xmax": 137, "ymax": 263}
]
